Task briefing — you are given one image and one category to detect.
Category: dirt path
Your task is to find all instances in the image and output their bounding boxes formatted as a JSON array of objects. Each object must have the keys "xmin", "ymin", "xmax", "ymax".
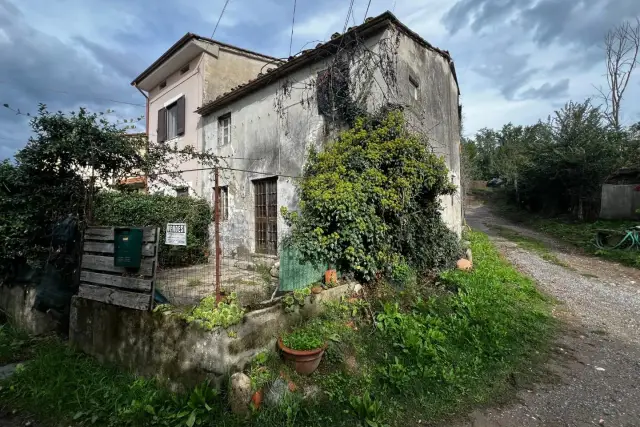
[{"xmin": 455, "ymin": 203, "xmax": 640, "ymax": 427}]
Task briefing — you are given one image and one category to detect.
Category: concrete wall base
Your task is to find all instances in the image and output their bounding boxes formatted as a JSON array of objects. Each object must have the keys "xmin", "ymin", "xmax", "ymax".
[
  {"xmin": 0, "ymin": 284, "xmax": 57, "ymax": 335},
  {"xmin": 69, "ymin": 283, "xmax": 358, "ymax": 390}
]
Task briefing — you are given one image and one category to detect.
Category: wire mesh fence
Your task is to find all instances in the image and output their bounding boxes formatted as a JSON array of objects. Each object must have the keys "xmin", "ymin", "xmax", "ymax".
[{"xmin": 152, "ymin": 167, "xmax": 327, "ymax": 309}]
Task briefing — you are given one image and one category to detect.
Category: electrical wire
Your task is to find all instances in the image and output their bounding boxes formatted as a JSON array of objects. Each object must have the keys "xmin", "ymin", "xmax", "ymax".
[
  {"xmin": 155, "ymin": 165, "xmax": 300, "ymax": 179},
  {"xmin": 289, "ymin": 0, "xmax": 297, "ymax": 57},
  {"xmin": 342, "ymin": 0, "xmax": 356, "ymax": 33},
  {"xmin": 0, "ymin": 81, "xmax": 145, "ymax": 108},
  {"xmin": 363, "ymin": 0, "xmax": 372, "ymax": 21},
  {"xmin": 211, "ymin": 0, "xmax": 231, "ymax": 38}
]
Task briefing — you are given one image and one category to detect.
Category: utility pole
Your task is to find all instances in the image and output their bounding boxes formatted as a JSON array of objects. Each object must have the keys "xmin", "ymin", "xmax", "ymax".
[{"xmin": 214, "ymin": 166, "xmax": 222, "ymax": 302}]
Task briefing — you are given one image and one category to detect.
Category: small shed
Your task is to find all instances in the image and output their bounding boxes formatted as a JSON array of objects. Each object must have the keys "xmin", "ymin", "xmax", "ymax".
[{"xmin": 600, "ymin": 168, "xmax": 640, "ymax": 220}]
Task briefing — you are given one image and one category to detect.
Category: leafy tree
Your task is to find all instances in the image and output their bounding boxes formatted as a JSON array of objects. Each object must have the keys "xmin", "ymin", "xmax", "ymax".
[
  {"xmin": 0, "ymin": 104, "xmax": 218, "ymax": 279},
  {"xmin": 283, "ymin": 110, "xmax": 460, "ymax": 281}
]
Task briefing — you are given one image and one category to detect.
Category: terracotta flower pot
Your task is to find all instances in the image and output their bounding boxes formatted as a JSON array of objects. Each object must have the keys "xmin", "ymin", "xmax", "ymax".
[
  {"xmin": 278, "ymin": 338, "xmax": 326, "ymax": 375},
  {"xmin": 325, "ymin": 269, "xmax": 337, "ymax": 286},
  {"xmin": 251, "ymin": 389, "xmax": 263, "ymax": 409}
]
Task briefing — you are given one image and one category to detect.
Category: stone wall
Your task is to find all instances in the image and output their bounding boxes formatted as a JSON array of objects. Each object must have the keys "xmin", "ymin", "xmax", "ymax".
[
  {"xmin": 0, "ymin": 284, "xmax": 57, "ymax": 335},
  {"xmin": 69, "ymin": 283, "xmax": 357, "ymax": 389}
]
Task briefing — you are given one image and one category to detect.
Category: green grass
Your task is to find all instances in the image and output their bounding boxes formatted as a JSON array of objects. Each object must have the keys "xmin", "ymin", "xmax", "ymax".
[
  {"xmin": 0, "ymin": 333, "xmax": 231, "ymax": 427},
  {"xmin": 479, "ymin": 190, "xmax": 640, "ymax": 268},
  {"xmin": 487, "ymin": 224, "xmax": 571, "ymax": 268},
  {"xmin": 0, "ymin": 323, "xmax": 34, "ymax": 365},
  {"xmin": 1, "ymin": 232, "xmax": 555, "ymax": 427}
]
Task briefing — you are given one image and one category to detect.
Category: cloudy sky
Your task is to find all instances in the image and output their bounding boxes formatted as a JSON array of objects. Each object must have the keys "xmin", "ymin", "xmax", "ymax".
[{"xmin": 1, "ymin": 0, "xmax": 639, "ymax": 159}]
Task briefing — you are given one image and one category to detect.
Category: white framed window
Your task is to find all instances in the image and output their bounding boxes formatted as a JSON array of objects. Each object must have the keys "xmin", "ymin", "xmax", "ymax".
[
  {"xmin": 218, "ymin": 113, "xmax": 231, "ymax": 146},
  {"xmin": 409, "ymin": 76, "xmax": 419, "ymax": 100},
  {"xmin": 213, "ymin": 186, "xmax": 229, "ymax": 221}
]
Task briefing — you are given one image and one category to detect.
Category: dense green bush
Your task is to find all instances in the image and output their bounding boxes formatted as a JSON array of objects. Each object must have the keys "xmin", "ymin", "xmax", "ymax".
[
  {"xmin": 283, "ymin": 110, "xmax": 460, "ymax": 281},
  {"xmin": 465, "ymin": 100, "xmax": 640, "ymax": 219},
  {"xmin": 94, "ymin": 191, "xmax": 211, "ymax": 267}
]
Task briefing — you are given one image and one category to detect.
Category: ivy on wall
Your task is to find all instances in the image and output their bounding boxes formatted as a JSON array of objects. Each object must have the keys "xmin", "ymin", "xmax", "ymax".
[{"xmin": 283, "ymin": 109, "xmax": 460, "ymax": 281}]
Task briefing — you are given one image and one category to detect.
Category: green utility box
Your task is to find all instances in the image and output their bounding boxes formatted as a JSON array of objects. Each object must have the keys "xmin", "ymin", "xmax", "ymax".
[{"xmin": 114, "ymin": 227, "xmax": 143, "ymax": 268}]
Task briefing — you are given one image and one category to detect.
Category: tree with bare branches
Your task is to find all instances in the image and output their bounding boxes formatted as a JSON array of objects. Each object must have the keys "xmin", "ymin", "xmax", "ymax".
[{"xmin": 598, "ymin": 18, "xmax": 640, "ymax": 129}]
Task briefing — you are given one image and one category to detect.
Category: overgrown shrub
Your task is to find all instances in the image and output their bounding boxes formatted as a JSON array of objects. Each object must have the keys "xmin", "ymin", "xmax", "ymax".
[
  {"xmin": 466, "ymin": 100, "xmax": 640, "ymax": 219},
  {"xmin": 283, "ymin": 110, "xmax": 460, "ymax": 281},
  {"xmin": 94, "ymin": 191, "xmax": 211, "ymax": 267}
]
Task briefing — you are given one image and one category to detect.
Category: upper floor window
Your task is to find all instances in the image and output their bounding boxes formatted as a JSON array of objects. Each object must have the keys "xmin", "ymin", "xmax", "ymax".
[
  {"xmin": 175, "ymin": 186, "xmax": 189, "ymax": 198},
  {"xmin": 218, "ymin": 113, "xmax": 231, "ymax": 146},
  {"xmin": 157, "ymin": 96, "xmax": 185, "ymax": 142},
  {"xmin": 409, "ymin": 76, "xmax": 419, "ymax": 100}
]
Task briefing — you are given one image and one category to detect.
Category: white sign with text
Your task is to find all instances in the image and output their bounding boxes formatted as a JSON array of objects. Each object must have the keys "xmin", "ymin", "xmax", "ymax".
[{"xmin": 165, "ymin": 223, "xmax": 187, "ymax": 246}]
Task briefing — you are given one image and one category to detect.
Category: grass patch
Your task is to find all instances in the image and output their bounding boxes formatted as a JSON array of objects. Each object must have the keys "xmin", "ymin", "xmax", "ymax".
[
  {"xmin": 0, "ymin": 323, "xmax": 35, "ymax": 365},
  {"xmin": 487, "ymin": 224, "xmax": 571, "ymax": 268},
  {"xmin": 0, "ymin": 333, "xmax": 231, "ymax": 427},
  {"xmin": 482, "ymin": 191, "xmax": 640, "ymax": 269},
  {"xmin": 1, "ymin": 231, "xmax": 555, "ymax": 427}
]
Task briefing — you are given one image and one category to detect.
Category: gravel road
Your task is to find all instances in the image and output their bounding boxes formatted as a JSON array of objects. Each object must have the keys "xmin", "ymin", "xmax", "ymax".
[{"xmin": 456, "ymin": 203, "xmax": 640, "ymax": 427}]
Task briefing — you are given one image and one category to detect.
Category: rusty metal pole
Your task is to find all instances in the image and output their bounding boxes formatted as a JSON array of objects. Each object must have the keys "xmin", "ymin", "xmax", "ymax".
[{"xmin": 214, "ymin": 166, "xmax": 222, "ymax": 302}]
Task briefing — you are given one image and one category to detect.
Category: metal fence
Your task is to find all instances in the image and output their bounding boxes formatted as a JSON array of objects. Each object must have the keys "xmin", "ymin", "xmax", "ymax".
[{"xmin": 152, "ymin": 167, "xmax": 327, "ymax": 308}]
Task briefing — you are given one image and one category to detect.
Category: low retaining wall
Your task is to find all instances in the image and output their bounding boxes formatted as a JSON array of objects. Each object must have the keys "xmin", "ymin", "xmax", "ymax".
[
  {"xmin": 69, "ymin": 284, "xmax": 358, "ymax": 389},
  {"xmin": 0, "ymin": 284, "xmax": 57, "ymax": 335}
]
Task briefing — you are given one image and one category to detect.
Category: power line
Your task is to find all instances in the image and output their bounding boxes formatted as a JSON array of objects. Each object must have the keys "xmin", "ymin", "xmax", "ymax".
[
  {"xmin": 156, "ymin": 165, "xmax": 301, "ymax": 179},
  {"xmin": 289, "ymin": 0, "xmax": 297, "ymax": 57},
  {"xmin": 211, "ymin": 0, "xmax": 231, "ymax": 38},
  {"xmin": 0, "ymin": 81, "xmax": 145, "ymax": 108},
  {"xmin": 342, "ymin": 0, "xmax": 356, "ymax": 33},
  {"xmin": 363, "ymin": 0, "xmax": 372, "ymax": 21}
]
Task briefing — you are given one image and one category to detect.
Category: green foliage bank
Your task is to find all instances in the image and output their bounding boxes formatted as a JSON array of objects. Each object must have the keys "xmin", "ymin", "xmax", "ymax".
[
  {"xmin": 283, "ymin": 110, "xmax": 460, "ymax": 281},
  {"xmin": 94, "ymin": 191, "xmax": 211, "ymax": 267}
]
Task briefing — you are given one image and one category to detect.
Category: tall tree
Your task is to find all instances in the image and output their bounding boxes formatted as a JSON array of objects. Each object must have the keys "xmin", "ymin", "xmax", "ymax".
[{"xmin": 598, "ymin": 18, "xmax": 640, "ymax": 129}]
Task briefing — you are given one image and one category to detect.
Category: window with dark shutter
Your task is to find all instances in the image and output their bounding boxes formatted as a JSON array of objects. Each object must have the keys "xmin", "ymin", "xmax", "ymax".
[
  {"xmin": 157, "ymin": 107, "xmax": 167, "ymax": 142},
  {"xmin": 176, "ymin": 96, "xmax": 185, "ymax": 136},
  {"xmin": 162, "ymin": 95, "xmax": 185, "ymax": 141}
]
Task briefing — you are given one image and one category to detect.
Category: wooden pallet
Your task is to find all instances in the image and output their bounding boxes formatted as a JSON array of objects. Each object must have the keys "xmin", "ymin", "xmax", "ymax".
[{"xmin": 79, "ymin": 226, "xmax": 159, "ymax": 310}]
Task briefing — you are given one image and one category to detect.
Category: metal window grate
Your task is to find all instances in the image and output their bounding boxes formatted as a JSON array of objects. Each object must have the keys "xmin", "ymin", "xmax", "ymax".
[{"xmin": 254, "ymin": 177, "xmax": 277, "ymax": 255}]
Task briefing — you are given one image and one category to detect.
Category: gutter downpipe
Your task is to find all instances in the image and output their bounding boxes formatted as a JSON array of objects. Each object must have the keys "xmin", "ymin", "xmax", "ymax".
[{"xmin": 134, "ymin": 85, "xmax": 150, "ymax": 193}]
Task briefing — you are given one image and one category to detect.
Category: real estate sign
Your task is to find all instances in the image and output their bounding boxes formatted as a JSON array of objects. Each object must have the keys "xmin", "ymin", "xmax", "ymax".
[{"xmin": 165, "ymin": 223, "xmax": 187, "ymax": 246}]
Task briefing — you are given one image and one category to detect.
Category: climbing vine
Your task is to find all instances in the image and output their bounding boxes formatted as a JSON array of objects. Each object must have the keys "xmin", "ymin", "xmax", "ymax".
[{"xmin": 282, "ymin": 110, "xmax": 460, "ymax": 281}]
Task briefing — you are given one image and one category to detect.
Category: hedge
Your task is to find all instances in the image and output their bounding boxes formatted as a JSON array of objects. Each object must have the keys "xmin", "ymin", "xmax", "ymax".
[{"xmin": 93, "ymin": 192, "xmax": 211, "ymax": 268}]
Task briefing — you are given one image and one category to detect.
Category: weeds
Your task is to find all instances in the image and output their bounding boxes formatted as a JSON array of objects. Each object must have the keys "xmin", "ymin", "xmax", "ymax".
[
  {"xmin": 0, "ymin": 336, "xmax": 225, "ymax": 427},
  {"xmin": 0, "ymin": 231, "xmax": 554, "ymax": 427}
]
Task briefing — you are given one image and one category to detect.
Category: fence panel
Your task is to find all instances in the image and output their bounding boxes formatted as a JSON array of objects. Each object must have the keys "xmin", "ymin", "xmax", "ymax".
[
  {"xmin": 279, "ymin": 245, "xmax": 327, "ymax": 291},
  {"xmin": 79, "ymin": 226, "xmax": 159, "ymax": 311}
]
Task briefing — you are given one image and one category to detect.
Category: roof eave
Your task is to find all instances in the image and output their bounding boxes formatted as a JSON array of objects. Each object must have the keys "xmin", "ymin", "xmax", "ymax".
[{"xmin": 195, "ymin": 11, "xmax": 460, "ymax": 116}]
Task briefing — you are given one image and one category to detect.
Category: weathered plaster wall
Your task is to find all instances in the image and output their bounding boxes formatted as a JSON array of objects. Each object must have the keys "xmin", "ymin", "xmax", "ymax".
[
  {"xmin": 148, "ymin": 54, "xmax": 205, "ymax": 196},
  {"xmin": 200, "ymin": 57, "xmax": 332, "ymax": 256},
  {"xmin": 202, "ymin": 48, "xmax": 276, "ymax": 105},
  {"xmin": 69, "ymin": 284, "xmax": 357, "ymax": 389},
  {"xmin": 394, "ymin": 31, "xmax": 463, "ymax": 236},
  {"xmin": 0, "ymin": 284, "xmax": 57, "ymax": 335},
  {"xmin": 146, "ymin": 48, "xmax": 273, "ymax": 197},
  {"xmin": 200, "ymin": 25, "xmax": 462, "ymax": 257}
]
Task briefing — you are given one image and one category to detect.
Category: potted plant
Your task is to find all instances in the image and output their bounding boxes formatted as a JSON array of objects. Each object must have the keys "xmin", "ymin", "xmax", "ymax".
[{"xmin": 278, "ymin": 326, "xmax": 327, "ymax": 375}]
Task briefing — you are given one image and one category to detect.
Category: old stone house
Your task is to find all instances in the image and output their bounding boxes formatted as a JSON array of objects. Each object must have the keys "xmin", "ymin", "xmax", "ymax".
[
  {"xmin": 130, "ymin": 33, "xmax": 281, "ymax": 196},
  {"xmin": 195, "ymin": 11, "xmax": 462, "ymax": 259}
]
